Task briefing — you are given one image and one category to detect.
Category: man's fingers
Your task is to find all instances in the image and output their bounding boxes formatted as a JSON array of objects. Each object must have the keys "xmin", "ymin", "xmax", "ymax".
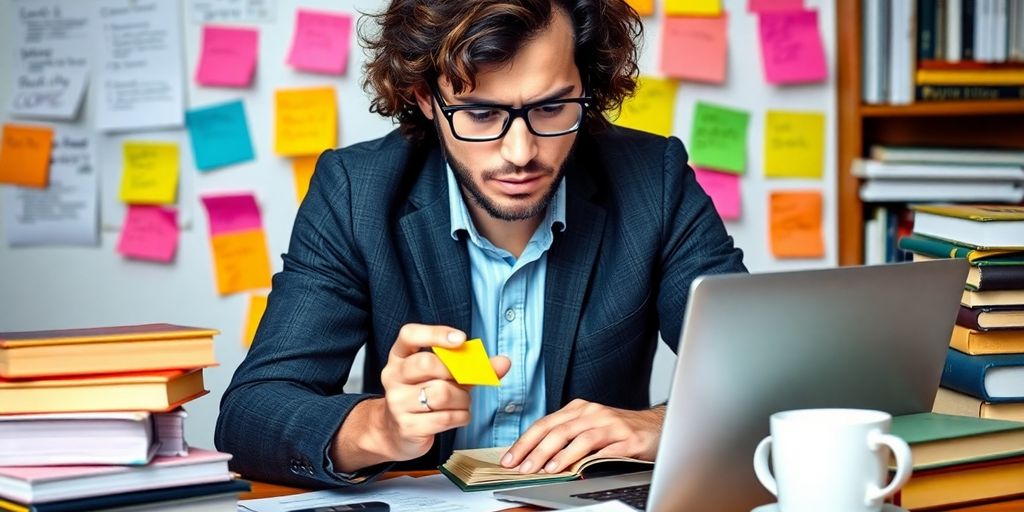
[
  {"xmin": 542, "ymin": 429, "xmax": 612, "ymax": 474},
  {"xmin": 390, "ymin": 324, "xmax": 466, "ymax": 359},
  {"xmin": 416, "ymin": 380, "xmax": 471, "ymax": 412},
  {"xmin": 400, "ymin": 352, "xmax": 455, "ymax": 384},
  {"xmin": 517, "ymin": 420, "xmax": 596, "ymax": 474},
  {"xmin": 491, "ymin": 355, "xmax": 512, "ymax": 379},
  {"xmin": 501, "ymin": 406, "xmax": 584, "ymax": 469}
]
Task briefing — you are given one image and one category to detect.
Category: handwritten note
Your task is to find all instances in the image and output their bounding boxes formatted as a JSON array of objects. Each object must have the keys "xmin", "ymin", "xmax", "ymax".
[
  {"xmin": 432, "ymin": 339, "xmax": 500, "ymax": 386},
  {"xmin": 660, "ymin": 15, "xmax": 728, "ymax": 84},
  {"xmin": 625, "ymin": 0, "xmax": 654, "ymax": 16},
  {"xmin": 117, "ymin": 205, "xmax": 179, "ymax": 262},
  {"xmin": 186, "ymin": 100, "xmax": 255, "ymax": 171},
  {"xmin": 210, "ymin": 229, "xmax": 273, "ymax": 295},
  {"xmin": 275, "ymin": 87, "xmax": 337, "ymax": 156},
  {"xmin": 293, "ymin": 155, "xmax": 317, "ymax": 204},
  {"xmin": 758, "ymin": 9, "xmax": 828, "ymax": 84},
  {"xmin": 287, "ymin": 9, "xmax": 353, "ymax": 75},
  {"xmin": 0, "ymin": 124, "xmax": 54, "ymax": 188},
  {"xmin": 764, "ymin": 110, "xmax": 825, "ymax": 179},
  {"xmin": 190, "ymin": 0, "xmax": 276, "ymax": 24},
  {"xmin": 196, "ymin": 25, "xmax": 259, "ymax": 87},
  {"xmin": 119, "ymin": 141, "xmax": 179, "ymax": 205},
  {"xmin": 243, "ymin": 293, "xmax": 269, "ymax": 347},
  {"xmin": 770, "ymin": 190, "xmax": 824, "ymax": 259},
  {"xmin": 94, "ymin": 0, "xmax": 185, "ymax": 131},
  {"xmin": 689, "ymin": 102, "xmax": 750, "ymax": 174},
  {"xmin": 693, "ymin": 167, "xmax": 741, "ymax": 221},
  {"xmin": 665, "ymin": 0, "xmax": 721, "ymax": 16},
  {"xmin": 749, "ymin": 0, "xmax": 803, "ymax": 12},
  {"xmin": 3, "ymin": 126, "xmax": 97, "ymax": 246},
  {"xmin": 8, "ymin": 0, "xmax": 91, "ymax": 120},
  {"xmin": 613, "ymin": 76, "xmax": 678, "ymax": 137},
  {"xmin": 200, "ymin": 193, "xmax": 262, "ymax": 236}
]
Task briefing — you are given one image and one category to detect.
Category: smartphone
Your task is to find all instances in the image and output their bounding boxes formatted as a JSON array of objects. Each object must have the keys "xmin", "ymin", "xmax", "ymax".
[{"xmin": 288, "ymin": 502, "xmax": 390, "ymax": 512}]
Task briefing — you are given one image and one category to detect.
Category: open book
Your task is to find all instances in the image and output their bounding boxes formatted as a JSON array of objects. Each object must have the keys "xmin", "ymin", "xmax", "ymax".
[{"xmin": 439, "ymin": 447, "xmax": 653, "ymax": 492}]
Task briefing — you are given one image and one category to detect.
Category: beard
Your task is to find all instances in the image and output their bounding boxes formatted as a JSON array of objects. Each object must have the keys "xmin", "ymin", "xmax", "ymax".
[{"xmin": 437, "ymin": 125, "xmax": 571, "ymax": 222}]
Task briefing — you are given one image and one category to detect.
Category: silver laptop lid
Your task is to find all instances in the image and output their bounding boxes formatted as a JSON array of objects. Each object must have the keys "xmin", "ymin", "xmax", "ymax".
[{"xmin": 648, "ymin": 259, "xmax": 968, "ymax": 512}]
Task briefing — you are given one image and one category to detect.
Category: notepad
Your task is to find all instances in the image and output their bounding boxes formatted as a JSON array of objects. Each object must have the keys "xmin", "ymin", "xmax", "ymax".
[
  {"xmin": 432, "ymin": 338, "xmax": 500, "ymax": 386},
  {"xmin": 440, "ymin": 447, "xmax": 652, "ymax": 491}
]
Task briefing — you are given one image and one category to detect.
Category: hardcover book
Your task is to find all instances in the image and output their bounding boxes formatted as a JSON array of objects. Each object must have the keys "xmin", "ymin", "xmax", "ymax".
[
  {"xmin": 890, "ymin": 454, "xmax": 1024, "ymax": 509},
  {"xmin": 958, "ymin": 304, "xmax": 1024, "ymax": 331},
  {"xmin": 934, "ymin": 386, "xmax": 1024, "ymax": 422},
  {"xmin": 0, "ymin": 369, "xmax": 207, "ymax": 415},
  {"xmin": 439, "ymin": 447, "xmax": 652, "ymax": 492},
  {"xmin": 890, "ymin": 412, "xmax": 1024, "ymax": 470},
  {"xmin": 941, "ymin": 348, "xmax": 1024, "ymax": 402},
  {"xmin": 911, "ymin": 204, "xmax": 1024, "ymax": 249},
  {"xmin": 899, "ymin": 234, "xmax": 1024, "ymax": 264},
  {"xmin": 950, "ymin": 324, "xmax": 1024, "ymax": 354}
]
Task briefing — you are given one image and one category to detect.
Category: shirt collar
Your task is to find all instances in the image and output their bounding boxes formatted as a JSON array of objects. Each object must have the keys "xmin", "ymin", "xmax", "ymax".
[{"xmin": 447, "ymin": 165, "xmax": 566, "ymax": 242}]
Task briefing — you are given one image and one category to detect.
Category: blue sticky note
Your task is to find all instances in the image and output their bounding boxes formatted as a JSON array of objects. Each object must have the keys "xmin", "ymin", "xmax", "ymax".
[{"xmin": 186, "ymin": 100, "xmax": 255, "ymax": 171}]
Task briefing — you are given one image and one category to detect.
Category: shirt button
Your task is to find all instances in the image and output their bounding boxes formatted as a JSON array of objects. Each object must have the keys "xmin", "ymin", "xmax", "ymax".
[
  {"xmin": 505, "ymin": 308, "xmax": 516, "ymax": 322},
  {"xmin": 504, "ymin": 402, "xmax": 518, "ymax": 413}
]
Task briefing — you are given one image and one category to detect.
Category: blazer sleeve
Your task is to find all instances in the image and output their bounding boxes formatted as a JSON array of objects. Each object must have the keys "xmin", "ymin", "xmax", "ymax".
[
  {"xmin": 656, "ymin": 137, "xmax": 747, "ymax": 351},
  {"xmin": 214, "ymin": 149, "xmax": 391, "ymax": 487}
]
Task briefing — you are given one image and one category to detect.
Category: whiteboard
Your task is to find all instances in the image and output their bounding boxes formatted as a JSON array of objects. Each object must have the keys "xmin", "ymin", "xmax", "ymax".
[{"xmin": 0, "ymin": 0, "xmax": 836, "ymax": 449}]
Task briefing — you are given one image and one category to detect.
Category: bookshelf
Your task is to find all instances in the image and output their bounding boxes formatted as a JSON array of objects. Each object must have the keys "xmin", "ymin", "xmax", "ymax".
[{"xmin": 836, "ymin": 0, "xmax": 1024, "ymax": 265}]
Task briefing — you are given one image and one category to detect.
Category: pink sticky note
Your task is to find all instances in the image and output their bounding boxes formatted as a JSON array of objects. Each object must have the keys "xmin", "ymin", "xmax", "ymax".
[
  {"xmin": 693, "ymin": 167, "xmax": 741, "ymax": 221},
  {"xmin": 201, "ymin": 193, "xmax": 263, "ymax": 236},
  {"xmin": 660, "ymin": 15, "xmax": 728, "ymax": 84},
  {"xmin": 758, "ymin": 9, "xmax": 828, "ymax": 84},
  {"xmin": 117, "ymin": 205, "xmax": 179, "ymax": 263},
  {"xmin": 287, "ymin": 9, "xmax": 353, "ymax": 75},
  {"xmin": 196, "ymin": 26, "xmax": 259, "ymax": 87},
  {"xmin": 748, "ymin": 0, "xmax": 803, "ymax": 12}
]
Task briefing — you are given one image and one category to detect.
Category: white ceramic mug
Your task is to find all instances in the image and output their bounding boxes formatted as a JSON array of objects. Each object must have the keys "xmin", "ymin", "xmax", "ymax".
[{"xmin": 752, "ymin": 408, "xmax": 913, "ymax": 512}]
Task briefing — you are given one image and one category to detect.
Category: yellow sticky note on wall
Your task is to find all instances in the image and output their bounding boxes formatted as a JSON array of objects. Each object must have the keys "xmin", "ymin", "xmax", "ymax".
[
  {"xmin": 764, "ymin": 110, "xmax": 825, "ymax": 179},
  {"xmin": 665, "ymin": 0, "xmax": 721, "ymax": 16},
  {"xmin": 626, "ymin": 0, "xmax": 654, "ymax": 16},
  {"xmin": 275, "ymin": 87, "xmax": 337, "ymax": 156},
  {"xmin": 293, "ymin": 155, "xmax": 317, "ymax": 204},
  {"xmin": 210, "ymin": 229, "xmax": 273, "ymax": 295},
  {"xmin": 243, "ymin": 293, "xmax": 269, "ymax": 348},
  {"xmin": 120, "ymin": 141, "xmax": 179, "ymax": 204},
  {"xmin": 432, "ymin": 338, "xmax": 500, "ymax": 386},
  {"xmin": 613, "ymin": 76, "xmax": 678, "ymax": 137}
]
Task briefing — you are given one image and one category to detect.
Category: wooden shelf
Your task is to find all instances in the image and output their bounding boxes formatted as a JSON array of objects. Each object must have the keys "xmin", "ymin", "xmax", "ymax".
[{"xmin": 860, "ymin": 100, "xmax": 1024, "ymax": 117}]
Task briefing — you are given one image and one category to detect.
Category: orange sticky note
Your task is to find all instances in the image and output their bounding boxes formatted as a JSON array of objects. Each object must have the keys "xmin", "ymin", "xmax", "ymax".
[
  {"xmin": 626, "ymin": 0, "xmax": 654, "ymax": 16},
  {"xmin": 0, "ymin": 124, "xmax": 54, "ymax": 188},
  {"xmin": 293, "ymin": 155, "xmax": 317, "ymax": 204},
  {"xmin": 274, "ymin": 87, "xmax": 337, "ymax": 156},
  {"xmin": 660, "ymin": 15, "xmax": 728, "ymax": 84},
  {"xmin": 243, "ymin": 293, "xmax": 269, "ymax": 348},
  {"xmin": 210, "ymin": 229, "xmax": 273, "ymax": 295},
  {"xmin": 432, "ymin": 338, "xmax": 500, "ymax": 386},
  {"xmin": 769, "ymin": 190, "xmax": 824, "ymax": 259}
]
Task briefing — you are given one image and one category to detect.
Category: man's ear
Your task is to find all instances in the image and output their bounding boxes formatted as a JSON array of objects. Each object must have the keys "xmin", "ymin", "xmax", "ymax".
[{"xmin": 413, "ymin": 85, "xmax": 434, "ymax": 121}]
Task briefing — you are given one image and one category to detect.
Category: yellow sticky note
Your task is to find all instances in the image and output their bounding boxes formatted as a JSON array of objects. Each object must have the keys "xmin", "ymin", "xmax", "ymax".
[
  {"xmin": 0, "ymin": 124, "xmax": 53, "ymax": 188},
  {"xmin": 613, "ymin": 76, "xmax": 678, "ymax": 137},
  {"xmin": 210, "ymin": 229, "xmax": 273, "ymax": 295},
  {"xmin": 243, "ymin": 293, "xmax": 269, "ymax": 348},
  {"xmin": 293, "ymin": 155, "xmax": 317, "ymax": 204},
  {"xmin": 275, "ymin": 87, "xmax": 337, "ymax": 156},
  {"xmin": 432, "ymin": 338, "xmax": 500, "ymax": 386},
  {"xmin": 665, "ymin": 0, "xmax": 721, "ymax": 16},
  {"xmin": 764, "ymin": 110, "xmax": 825, "ymax": 179},
  {"xmin": 626, "ymin": 0, "xmax": 654, "ymax": 16},
  {"xmin": 120, "ymin": 141, "xmax": 179, "ymax": 205}
]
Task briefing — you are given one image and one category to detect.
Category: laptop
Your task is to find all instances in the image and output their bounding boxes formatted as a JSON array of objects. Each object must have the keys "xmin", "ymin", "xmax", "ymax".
[{"xmin": 495, "ymin": 259, "xmax": 969, "ymax": 511}]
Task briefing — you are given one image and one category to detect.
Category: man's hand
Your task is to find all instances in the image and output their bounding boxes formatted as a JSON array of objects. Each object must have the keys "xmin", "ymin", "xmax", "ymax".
[
  {"xmin": 500, "ymin": 399, "xmax": 666, "ymax": 474},
  {"xmin": 331, "ymin": 324, "xmax": 510, "ymax": 472}
]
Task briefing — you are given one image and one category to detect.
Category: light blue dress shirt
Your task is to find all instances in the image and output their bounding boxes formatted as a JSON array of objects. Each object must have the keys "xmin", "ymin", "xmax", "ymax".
[{"xmin": 447, "ymin": 167, "xmax": 566, "ymax": 450}]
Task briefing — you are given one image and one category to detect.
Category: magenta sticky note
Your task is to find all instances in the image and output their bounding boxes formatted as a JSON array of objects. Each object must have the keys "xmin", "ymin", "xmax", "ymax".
[
  {"xmin": 660, "ymin": 15, "xmax": 728, "ymax": 84},
  {"xmin": 201, "ymin": 193, "xmax": 263, "ymax": 236},
  {"xmin": 758, "ymin": 9, "xmax": 828, "ymax": 84},
  {"xmin": 196, "ymin": 25, "xmax": 259, "ymax": 87},
  {"xmin": 748, "ymin": 0, "xmax": 803, "ymax": 12},
  {"xmin": 286, "ymin": 9, "xmax": 353, "ymax": 75},
  {"xmin": 117, "ymin": 205, "xmax": 179, "ymax": 263},
  {"xmin": 693, "ymin": 167, "xmax": 741, "ymax": 221}
]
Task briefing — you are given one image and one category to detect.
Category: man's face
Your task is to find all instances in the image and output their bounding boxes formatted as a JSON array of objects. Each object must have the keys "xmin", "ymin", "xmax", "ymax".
[{"xmin": 417, "ymin": 10, "xmax": 581, "ymax": 222}]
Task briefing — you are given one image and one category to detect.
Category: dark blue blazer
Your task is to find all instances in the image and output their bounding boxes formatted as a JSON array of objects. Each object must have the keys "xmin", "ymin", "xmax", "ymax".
[{"xmin": 215, "ymin": 126, "xmax": 746, "ymax": 487}]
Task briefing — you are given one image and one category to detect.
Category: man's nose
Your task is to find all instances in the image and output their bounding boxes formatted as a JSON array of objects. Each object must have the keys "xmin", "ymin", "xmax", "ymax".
[{"xmin": 500, "ymin": 117, "xmax": 538, "ymax": 168}]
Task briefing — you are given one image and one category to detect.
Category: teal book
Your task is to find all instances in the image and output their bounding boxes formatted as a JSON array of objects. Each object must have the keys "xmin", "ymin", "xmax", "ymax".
[
  {"xmin": 898, "ymin": 234, "xmax": 1024, "ymax": 266},
  {"xmin": 891, "ymin": 412, "xmax": 1024, "ymax": 470}
]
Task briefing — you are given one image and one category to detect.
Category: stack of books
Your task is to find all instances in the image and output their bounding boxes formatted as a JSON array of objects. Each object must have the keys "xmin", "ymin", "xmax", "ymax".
[{"xmin": 0, "ymin": 324, "xmax": 248, "ymax": 512}]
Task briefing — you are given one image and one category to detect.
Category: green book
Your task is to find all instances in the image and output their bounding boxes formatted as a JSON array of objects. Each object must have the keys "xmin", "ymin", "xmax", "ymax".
[
  {"xmin": 898, "ymin": 234, "xmax": 1024, "ymax": 266},
  {"xmin": 891, "ymin": 412, "xmax": 1024, "ymax": 470}
]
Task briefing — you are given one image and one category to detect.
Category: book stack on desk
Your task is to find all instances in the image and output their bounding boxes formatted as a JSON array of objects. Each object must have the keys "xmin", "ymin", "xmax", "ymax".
[
  {"xmin": 898, "ymin": 206, "xmax": 1024, "ymax": 425},
  {"xmin": 0, "ymin": 324, "xmax": 248, "ymax": 511}
]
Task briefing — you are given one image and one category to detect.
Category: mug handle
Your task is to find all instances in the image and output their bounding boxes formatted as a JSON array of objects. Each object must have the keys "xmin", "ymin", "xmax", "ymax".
[
  {"xmin": 865, "ymin": 430, "xmax": 913, "ymax": 504},
  {"xmin": 752, "ymin": 435, "xmax": 778, "ymax": 497}
]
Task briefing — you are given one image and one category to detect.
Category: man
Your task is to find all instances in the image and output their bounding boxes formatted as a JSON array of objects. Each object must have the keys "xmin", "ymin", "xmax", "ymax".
[{"xmin": 215, "ymin": 0, "xmax": 745, "ymax": 486}]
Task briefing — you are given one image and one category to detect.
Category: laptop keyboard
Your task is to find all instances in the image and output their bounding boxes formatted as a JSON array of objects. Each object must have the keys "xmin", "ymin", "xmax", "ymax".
[{"xmin": 571, "ymin": 483, "xmax": 650, "ymax": 510}]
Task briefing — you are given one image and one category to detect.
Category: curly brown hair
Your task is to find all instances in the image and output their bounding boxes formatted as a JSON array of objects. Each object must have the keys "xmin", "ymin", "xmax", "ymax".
[{"xmin": 360, "ymin": 0, "xmax": 643, "ymax": 143}]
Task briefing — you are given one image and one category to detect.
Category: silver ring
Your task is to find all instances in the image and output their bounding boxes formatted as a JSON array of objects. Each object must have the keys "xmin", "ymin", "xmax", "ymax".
[{"xmin": 418, "ymin": 387, "xmax": 432, "ymax": 412}]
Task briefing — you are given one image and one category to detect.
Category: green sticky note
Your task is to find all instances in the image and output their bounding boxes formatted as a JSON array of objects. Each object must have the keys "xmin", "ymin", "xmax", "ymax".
[
  {"xmin": 689, "ymin": 102, "xmax": 750, "ymax": 174},
  {"xmin": 764, "ymin": 110, "xmax": 825, "ymax": 179},
  {"xmin": 432, "ymin": 338, "xmax": 500, "ymax": 386}
]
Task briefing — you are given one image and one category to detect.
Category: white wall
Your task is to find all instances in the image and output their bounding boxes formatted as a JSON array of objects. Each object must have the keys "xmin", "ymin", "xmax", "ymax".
[{"xmin": 0, "ymin": 0, "xmax": 836, "ymax": 450}]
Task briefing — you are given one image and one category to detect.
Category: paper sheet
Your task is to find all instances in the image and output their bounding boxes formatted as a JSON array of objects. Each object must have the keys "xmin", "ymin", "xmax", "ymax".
[
  {"xmin": 757, "ymin": 9, "xmax": 828, "ymax": 84},
  {"xmin": 660, "ymin": 15, "xmax": 728, "ymax": 84},
  {"xmin": 689, "ymin": 102, "xmax": 750, "ymax": 174},
  {"xmin": 195, "ymin": 25, "xmax": 259, "ymax": 87},
  {"xmin": 3, "ymin": 126, "xmax": 98, "ymax": 246},
  {"xmin": 189, "ymin": 0, "xmax": 276, "ymax": 24},
  {"xmin": 292, "ymin": 155, "xmax": 317, "ymax": 204},
  {"xmin": 8, "ymin": 0, "xmax": 91, "ymax": 120},
  {"xmin": 764, "ymin": 110, "xmax": 825, "ymax": 179},
  {"xmin": 613, "ymin": 76, "xmax": 678, "ymax": 137},
  {"xmin": 274, "ymin": 87, "xmax": 337, "ymax": 156},
  {"xmin": 432, "ymin": 339, "xmax": 501, "ymax": 386},
  {"xmin": 769, "ymin": 190, "xmax": 824, "ymax": 259},
  {"xmin": 93, "ymin": 0, "xmax": 185, "ymax": 131},
  {"xmin": 0, "ymin": 124, "xmax": 54, "ymax": 188},
  {"xmin": 287, "ymin": 9, "xmax": 353, "ymax": 75},
  {"xmin": 119, "ymin": 141, "xmax": 179, "ymax": 205},
  {"xmin": 693, "ymin": 167, "xmax": 741, "ymax": 221},
  {"xmin": 186, "ymin": 100, "xmax": 255, "ymax": 171},
  {"xmin": 116, "ymin": 205, "xmax": 178, "ymax": 262}
]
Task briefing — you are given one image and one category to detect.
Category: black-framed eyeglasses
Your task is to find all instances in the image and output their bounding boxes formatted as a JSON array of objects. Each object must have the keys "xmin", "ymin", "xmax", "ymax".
[{"xmin": 431, "ymin": 83, "xmax": 592, "ymax": 142}]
